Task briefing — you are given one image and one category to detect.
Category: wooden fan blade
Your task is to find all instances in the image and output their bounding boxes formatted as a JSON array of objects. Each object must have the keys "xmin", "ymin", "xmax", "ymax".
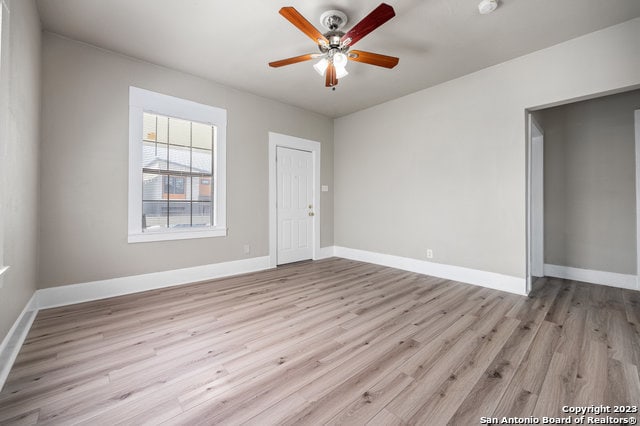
[
  {"xmin": 325, "ymin": 62, "xmax": 337, "ymax": 87},
  {"xmin": 348, "ymin": 50, "xmax": 399, "ymax": 68},
  {"xmin": 341, "ymin": 3, "xmax": 395, "ymax": 47},
  {"xmin": 269, "ymin": 54, "xmax": 316, "ymax": 68},
  {"xmin": 279, "ymin": 7, "xmax": 329, "ymax": 45}
]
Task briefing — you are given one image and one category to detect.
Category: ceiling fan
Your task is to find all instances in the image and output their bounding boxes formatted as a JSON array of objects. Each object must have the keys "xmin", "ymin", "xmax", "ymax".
[{"xmin": 269, "ymin": 3, "xmax": 399, "ymax": 88}]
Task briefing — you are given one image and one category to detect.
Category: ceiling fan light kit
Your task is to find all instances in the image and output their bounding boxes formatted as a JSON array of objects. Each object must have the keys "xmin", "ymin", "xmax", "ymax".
[
  {"xmin": 478, "ymin": 0, "xmax": 498, "ymax": 15},
  {"xmin": 313, "ymin": 58, "xmax": 329, "ymax": 76},
  {"xmin": 269, "ymin": 3, "xmax": 400, "ymax": 88}
]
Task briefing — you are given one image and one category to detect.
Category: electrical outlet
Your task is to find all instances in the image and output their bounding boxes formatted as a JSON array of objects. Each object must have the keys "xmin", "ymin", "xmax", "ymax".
[
  {"xmin": 426, "ymin": 249, "xmax": 433, "ymax": 259},
  {"xmin": 243, "ymin": 244, "xmax": 251, "ymax": 255}
]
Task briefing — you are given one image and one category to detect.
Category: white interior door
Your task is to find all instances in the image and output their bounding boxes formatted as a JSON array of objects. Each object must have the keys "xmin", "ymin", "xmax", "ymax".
[
  {"xmin": 530, "ymin": 120, "xmax": 545, "ymax": 278},
  {"xmin": 277, "ymin": 146, "xmax": 314, "ymax": 264}
]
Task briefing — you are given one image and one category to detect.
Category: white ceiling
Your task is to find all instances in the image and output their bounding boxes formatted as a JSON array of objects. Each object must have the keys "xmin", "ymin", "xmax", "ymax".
[{"xmin": 36, "ymin": 0, "xmax": 640, "ymax": 118}]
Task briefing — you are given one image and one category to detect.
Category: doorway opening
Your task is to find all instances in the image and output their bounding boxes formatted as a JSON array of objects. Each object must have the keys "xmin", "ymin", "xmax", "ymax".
[{"xmin": 526, "ymin": 89, "xmax": 640, "ymax": 292}]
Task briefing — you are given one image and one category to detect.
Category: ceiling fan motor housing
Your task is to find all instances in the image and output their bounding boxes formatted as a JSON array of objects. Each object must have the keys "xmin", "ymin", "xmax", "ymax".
[
  {"xmin": 327, "ymin": 31, "xmax": 345, "ymax": 47},
  {"xmin": 318, "ymin": 10, "xmax": 349, "ymax": 53}
]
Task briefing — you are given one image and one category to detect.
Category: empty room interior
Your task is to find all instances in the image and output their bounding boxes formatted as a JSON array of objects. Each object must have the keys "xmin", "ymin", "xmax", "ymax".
[{"xmin": 1, "ymin": 0, "xmax": 640, "ymax": 424}]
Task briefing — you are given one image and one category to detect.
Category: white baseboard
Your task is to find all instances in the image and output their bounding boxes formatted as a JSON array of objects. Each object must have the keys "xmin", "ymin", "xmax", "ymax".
[
  {"xmin": 1, "ymin": 256, "xmax": 272, "ymax": 390},
  {"xmin": 37, "ymin": 256, "xmax": 272, "ymax": 310},
  {"xmin": 0, "ymin": 293, "xmax": 38, "ymax": 391},
  {"xmin": 1, "ymin": 249, "xmax": 526, "ymax": 390},
  {"xmin": 317, "ymin": 246, "xmax": 335, "ymax": 260},
  {"xmin": 334, "ymin": 246, "xmax": 528, "ymax": 296},
  {"xmin": 544, "ymin": 264, "xmax": 638, "ymax": 291}
]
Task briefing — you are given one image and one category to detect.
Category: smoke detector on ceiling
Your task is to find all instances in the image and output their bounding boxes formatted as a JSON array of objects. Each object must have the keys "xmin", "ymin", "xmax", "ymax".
[{"xmin": 478, "ymin": 0, "xmax": 498, "ymax": 14}]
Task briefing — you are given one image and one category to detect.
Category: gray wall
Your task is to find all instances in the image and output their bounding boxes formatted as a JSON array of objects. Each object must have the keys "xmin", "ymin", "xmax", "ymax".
[
  {"xmin": 38, "ymin": 33, "xmax": 334, "ymax": 288},
  {"xmin": 0, "ymin": 0, "xmax": 41, "ymax": 340},
  {"xmin": 334, "ymin": 18, "xmax": 640, "ymax": 285},
  {"xmin": 540, "ymin": 90, "xmax": 640, "ymax": 274}
]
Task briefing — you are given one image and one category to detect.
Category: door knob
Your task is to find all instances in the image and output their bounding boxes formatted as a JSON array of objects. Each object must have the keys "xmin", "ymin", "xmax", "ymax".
[
  {"xmin": 308, "ymin": 212, "xmax": 315, "ymax": 217},
  {"xmin": 308, "ymin": 204, "xmax": 313, "ymax": 209}
]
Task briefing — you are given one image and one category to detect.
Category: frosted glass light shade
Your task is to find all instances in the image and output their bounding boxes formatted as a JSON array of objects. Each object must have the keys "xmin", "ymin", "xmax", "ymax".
[
  {"xmin": 333, "ymin": 52, "xmax": 348, "ymax": 68},
  {"xmin": 314, "ymin": 58, "xmax": 328, "ymax": 76}
]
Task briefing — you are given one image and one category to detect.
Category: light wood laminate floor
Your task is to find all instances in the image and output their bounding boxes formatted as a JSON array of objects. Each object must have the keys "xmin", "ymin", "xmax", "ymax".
[{"xmin": 0, "ymin": 258, "xmax": 639, "ymax": 425}]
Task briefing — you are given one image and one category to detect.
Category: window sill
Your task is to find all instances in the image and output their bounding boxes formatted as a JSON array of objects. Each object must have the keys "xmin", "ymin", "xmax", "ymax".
[{"xmin": 128, "ymin": 228, "xmax": 227, "ymax": 243}]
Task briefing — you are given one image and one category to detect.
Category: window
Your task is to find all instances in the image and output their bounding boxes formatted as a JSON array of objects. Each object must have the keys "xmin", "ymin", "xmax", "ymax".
[
  {"xmin": 128, "ymin": 87, "xmax": 227, "ymax": 242},
  {"xmin": 162, "ymin": 175, "xmax": 186, "ymax": 196}
]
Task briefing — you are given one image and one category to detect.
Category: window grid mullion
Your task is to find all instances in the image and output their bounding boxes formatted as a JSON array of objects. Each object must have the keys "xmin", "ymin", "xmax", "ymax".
[
  {"xmin": 141, "ymin": 112, "xmax": 215, "ymax": 232},
  {"xmin": 166, "ymin": 118, "xmax": 170, "ymax": 229},
  {"xmin": 142, "ymin": 168, "xmax": 211, "ymax": 178},
  {"xmin": 214, "ymin": 126, "xmax": 218, "ymax": 226}
]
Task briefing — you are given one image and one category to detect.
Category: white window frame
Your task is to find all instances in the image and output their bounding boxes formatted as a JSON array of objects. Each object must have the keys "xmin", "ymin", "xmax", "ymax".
[{"xmin": 128, "ymin": 87, "xmax": 227, "ymax": 243}]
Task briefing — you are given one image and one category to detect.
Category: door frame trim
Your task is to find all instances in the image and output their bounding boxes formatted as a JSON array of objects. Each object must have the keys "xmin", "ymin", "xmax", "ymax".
[
  {"xmin": 268, "ymin": 132, "xmax": 321, "ymax": 268},
  {"xmin": 530, "ymin": 115, "xmax": 544, "ymax": 280},
  {"xmin": 526, "ymin": 112, "xmax": 544, "ymax": 294},
  {"xmin": 635, "ymin": 110, "xmax": 640, "ymax": 287}
]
